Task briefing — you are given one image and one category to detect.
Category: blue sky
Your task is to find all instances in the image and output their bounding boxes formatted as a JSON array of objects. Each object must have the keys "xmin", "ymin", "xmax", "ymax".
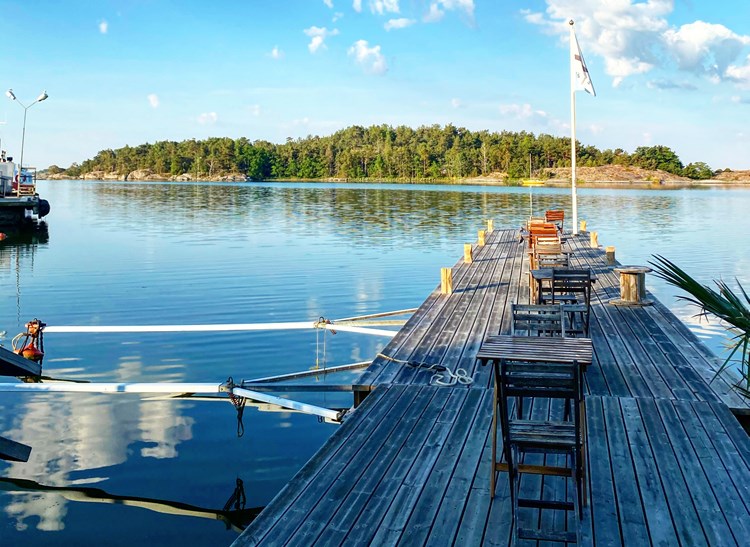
[{"xmin": 3, "ymin": 0, "xmax": 750, "ymax": 170}]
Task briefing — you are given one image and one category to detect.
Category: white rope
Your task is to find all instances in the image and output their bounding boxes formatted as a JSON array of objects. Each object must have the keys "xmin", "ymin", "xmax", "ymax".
[
  {"xmin": 429, "ymin": 366, "xmax": 474, "ymax": 387},
  {"xmin": 376, "ymin": 353, "xmax": 473, "ymax": 386}
]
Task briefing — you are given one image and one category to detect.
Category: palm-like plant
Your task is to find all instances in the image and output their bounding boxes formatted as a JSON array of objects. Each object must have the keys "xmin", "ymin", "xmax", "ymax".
[{"xmin": 650, "ymin": 254, "xmax": 750, "ymax": 396}]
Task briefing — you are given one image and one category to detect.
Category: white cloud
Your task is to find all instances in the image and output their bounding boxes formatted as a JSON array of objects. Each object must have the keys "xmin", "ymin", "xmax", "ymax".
[
  {"xmin": 270, "ymin": 46, "xmax": 284, "ymax": 59},
  {"xmin": 525, "ymin": 1, "xmax": 750, "ymax": 88},
  {"xmin": 348, "ymin": 40, "xmax": 387, "ymax": 75},
  {"xmin": 384, "ymin": 18, "xmax": 415, "ymax": 31},
  {"xmin": 424, "ymin": 0, "xmax": 474, "ymax": 23},
  {"xmin": 370, "ymin": 0, "xmax": 399, "ymax": 15},
  {"xmin": 437, "ymin": 0, "xmax": 474, "ymax": 17},
  {"xmin": 664, "ymin": 21, "xmax": 750, "ymax": 78},
  {"xmin": 499, "ymin": 103, "xmax": 548, "ymax": 123},
  {"xmin": 451, "ymin": 98, "xmax": 462, "ymax": 108},
  {"xmin": 197, "ymin": 112, "xmax": 218, "ymax": 125},
  {"xmin": 99, "ymin": 20, "xmax": 108, "ymax": 34},
  {"xmin": 323, "ymin": 0, "xmax": 333, "ymax": 7},
  {"xmin": 353, "ymin": 0, "xmax": 363, "ymax": 13},
  {"xmin": 424, "ymin": 4, "xmax": 443, "ymax": 23},
  {"xmin": 249, "ymin": 104, "xmax": 261, "ymax": 116},
  {"xmin": 304, "ymin": 26, "xmax": 339, "ymax": 53},
  {"xmin": 333, "ymin": 12, "xmax": 344, "ymax": 22},
  {"xmin": 147, "ymin": 94, "xmax": 159, "ymax": 108},
  {"xmin": 727, "ymin": 54, "xmax": 750, "ymax": 89}
]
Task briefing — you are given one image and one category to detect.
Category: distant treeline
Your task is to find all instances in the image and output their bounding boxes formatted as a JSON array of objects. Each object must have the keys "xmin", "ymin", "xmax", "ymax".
[{"xmin": 48, "ymin": 124, "xmax": 719, "ymax": 181}]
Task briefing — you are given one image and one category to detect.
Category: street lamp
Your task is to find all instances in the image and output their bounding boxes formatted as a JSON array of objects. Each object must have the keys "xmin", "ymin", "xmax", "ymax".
[{"xmin": 5, "ymin": 88, "xmax": 48, "ymax": 177}]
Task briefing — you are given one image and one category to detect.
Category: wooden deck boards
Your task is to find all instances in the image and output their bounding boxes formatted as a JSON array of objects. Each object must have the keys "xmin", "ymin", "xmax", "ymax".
[{"xmin": 234, "ymin": 228, "xmax": 750, "ymax": 546}]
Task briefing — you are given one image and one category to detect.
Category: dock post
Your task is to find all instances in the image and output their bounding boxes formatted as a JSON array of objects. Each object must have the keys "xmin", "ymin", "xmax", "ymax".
[
  {"xmin": 464, "ymin": 244, "xmax": 473, "ymax": 264},
  {"xmin": 606, "ymin": 246, "xmax": 616, "ymax": 265},
  {"xmin": 590, "ymin": 231, "xmax": 599, "ymax": 248},
  {"xmin": 486, "ymin": 219, "xmax": 494, "ymax": 232},
  {"xmin": 441, "ymin": 268, "xmax": 453, "ymax": 295},
  {"xmin": 478, "ymin": 230, "xmax": 486, "ymax": 246},
  {"xmin": 580, "ymin": 220, "xmax": 587, "ymax": 232}
]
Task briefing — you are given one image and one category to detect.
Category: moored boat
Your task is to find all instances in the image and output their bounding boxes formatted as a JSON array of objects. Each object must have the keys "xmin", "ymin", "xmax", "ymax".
[{"xmin": 0, "ymin": 151, "xmax": 50, "ymax": 226}]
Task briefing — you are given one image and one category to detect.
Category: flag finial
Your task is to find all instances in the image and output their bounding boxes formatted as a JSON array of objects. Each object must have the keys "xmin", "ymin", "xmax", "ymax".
[{"xmin": 569, "ymin": 19, "xmax": 574, "ymax": 26}]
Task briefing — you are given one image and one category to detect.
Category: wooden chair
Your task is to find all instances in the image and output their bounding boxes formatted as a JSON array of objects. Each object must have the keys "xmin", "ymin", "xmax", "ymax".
[
  {"xmin": 545, "ymin": 210, "xmax": 565, "ymax": 232},
  {"xmin": 534, "ymin": 249, "xmax": 569, "ymax": 269},
  {"xmin": 528, "ymin": 224, "xmax": 560, "ymax": 250},
  {"xmin": 492, "ymin": 359, "xmax": 585, "ymax": 544},
  {"xmin": 541, "ymin": 270, "xmax": 592, "ymax": 337},
  {"xmin": 511, "ymin": 304, "xmax": 565, "ymax": 337}
]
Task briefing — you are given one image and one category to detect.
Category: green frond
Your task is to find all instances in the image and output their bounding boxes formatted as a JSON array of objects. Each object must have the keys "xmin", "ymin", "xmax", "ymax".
[{"xmin": 650, "ymin": 254, "xmax": 750, "ymax": 396}]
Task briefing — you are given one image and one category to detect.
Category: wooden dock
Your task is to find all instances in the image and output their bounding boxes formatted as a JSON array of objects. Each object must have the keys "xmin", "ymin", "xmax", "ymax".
[{"xmin": 233, "ymin": 228, "xmax": 750, "ymax": 546}]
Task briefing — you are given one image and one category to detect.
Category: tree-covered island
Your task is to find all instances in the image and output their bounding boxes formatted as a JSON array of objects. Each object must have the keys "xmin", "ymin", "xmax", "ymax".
[{"xmin": 44, "ymin": 124, "xmax": 741, "ymax": 184}]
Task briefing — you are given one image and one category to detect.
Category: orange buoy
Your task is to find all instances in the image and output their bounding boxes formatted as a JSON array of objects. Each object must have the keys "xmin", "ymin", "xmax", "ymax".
[{"xmin": 18, "ymin": 344, "xmax": 44, "ymax": 362}]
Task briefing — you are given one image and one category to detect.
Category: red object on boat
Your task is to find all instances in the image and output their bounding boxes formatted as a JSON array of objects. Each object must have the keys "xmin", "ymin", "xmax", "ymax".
[
  {"xmin": 0, "ymin": 233, "xmax": 6, "ymax": 241},
  {"xmin": 18, "ymin": 344, "xmax": 44, "ymax": 362}
]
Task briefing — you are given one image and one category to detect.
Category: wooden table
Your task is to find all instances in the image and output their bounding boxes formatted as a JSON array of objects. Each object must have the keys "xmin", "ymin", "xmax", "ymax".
[
  {"xmin": 529, "ymin": 268, "xmax": 596, "ymax": 305},
  {"xmin": 476, "ymin": 335, "xmax": 593, "ymax": 369}
]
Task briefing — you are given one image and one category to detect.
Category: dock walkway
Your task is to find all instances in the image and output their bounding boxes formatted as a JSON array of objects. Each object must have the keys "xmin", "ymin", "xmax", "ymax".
[{"xmin": 234, "ymin": 228, "xmax": 750, "ymax": 546}]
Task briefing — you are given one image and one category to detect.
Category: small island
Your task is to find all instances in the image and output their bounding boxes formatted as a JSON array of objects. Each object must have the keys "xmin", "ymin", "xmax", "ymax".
[{"xmin": 41, "ymin": 124, "xmax": 750, "ymax": 187}]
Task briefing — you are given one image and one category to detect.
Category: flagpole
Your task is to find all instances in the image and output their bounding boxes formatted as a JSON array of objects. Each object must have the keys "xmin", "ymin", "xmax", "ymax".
[{"xmin": 569, "ymin": 20, "xmax": 579, "ymax": 236}]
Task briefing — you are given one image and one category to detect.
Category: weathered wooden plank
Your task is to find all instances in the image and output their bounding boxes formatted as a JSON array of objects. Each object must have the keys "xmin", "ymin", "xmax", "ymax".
[
  {"xmin": 708, "ymin": 401, "xmax": 750, "ymax": 469},
  {"xmin": 635, "ymin": 397, "xmax": 708, "ymax": 546},
  {"xmin": 619, "ymin": 398, "xmax": 680, "ymax": 545},
  {"xmin": 334, "ymin": 387, "xmax": 453, "ymax": 546},
  {"xmin": 392, "ymin": 231, "xmax": 514, "ymax": 386},
  {"xmin": 672, "ymin": 399, "xmax": 750, "ymax": 542},
  {"xmin": 364, "ymin": 422, "xmax": 454, "ymax": 544},
  {"xmin": 234, "ymin": 384, "xmax": 406, "ymax": 545},
  {"xmin": 427, "ymin": 389, "xmax": 493, "ymax": 544},
  {"xmin": 396, "ymin": 388, "xmax": 484, "ymax": 545},
  {"xmin": 585, "ymin": 396, "xmax": 623, "ymax": 546},
  {"xmin": 601, "ymin": 396, "xmax": 651, "ymax": 545},
  {"xmin": 273, "ymin": 385, "xmax": 442, "ymax": 544},
  {"xmin": 380, "ymin": 230, "xmax": 514, "ymax": 387},
  {"xmin": 693, "ymin": 402, "xmax": 750, "ymax": 507},
  {"xmin": 654, "ymin": 398, "xmax": 737, "ymax": 546},
  {"xmin": 286, "ymin": 385, "xmax": 439, "ymax": 546}
]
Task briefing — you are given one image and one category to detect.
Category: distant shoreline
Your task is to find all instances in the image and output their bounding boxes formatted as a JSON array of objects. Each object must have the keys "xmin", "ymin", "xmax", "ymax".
[
  {"xmin": 41, "ymin": 164, "xmax": 750, "ymax": 188},
  {"xmin": 41, "ymin": 174, "xmax": 750, "ymax": 190}
]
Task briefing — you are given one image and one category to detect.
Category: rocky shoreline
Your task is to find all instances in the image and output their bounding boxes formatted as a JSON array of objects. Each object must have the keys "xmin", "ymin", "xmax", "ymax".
[{"xmin": 42, "ymin": 166, "xmax": 750, "ymax": 186}]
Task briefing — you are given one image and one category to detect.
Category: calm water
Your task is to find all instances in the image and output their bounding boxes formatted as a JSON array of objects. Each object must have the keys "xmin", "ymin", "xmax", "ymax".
[{"xmin": 1, "ymin": 180, "xmax": 748, "ymax": 545}]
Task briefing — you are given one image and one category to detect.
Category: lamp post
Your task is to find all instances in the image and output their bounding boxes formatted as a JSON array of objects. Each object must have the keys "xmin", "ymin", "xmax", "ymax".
[{"xmin": 5, "ymin": 89, "xmax": 48, "ymax": 176}]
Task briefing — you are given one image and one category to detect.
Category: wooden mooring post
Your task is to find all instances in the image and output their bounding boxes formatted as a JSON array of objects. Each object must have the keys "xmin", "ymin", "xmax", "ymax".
[
  {"xmin": 486, "ymin": 219, "xmax": 494, "ymax": 232},
  {"xmin": 590, "ymin": 231, "xmax": 599, "ymax": 248},
  {"xmin": 477, "ymin": 230, "xmax": 486, "ymax": 246},
  {"xmin": 606, "ymin": 246, "xmax": 616, "ymax": 265},
  {"xmin": 441, "ymin": 267, "xmax": 453, "ymax": 295},
  {"xmin": 464, "ymin": 244, "xmax": 473, "ymax": 264}
]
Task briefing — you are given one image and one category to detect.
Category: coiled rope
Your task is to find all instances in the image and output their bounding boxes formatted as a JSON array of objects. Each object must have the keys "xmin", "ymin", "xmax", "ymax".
[{"xmin": 376, "ymin": 353, "xmax": 473, "ymax": 386}]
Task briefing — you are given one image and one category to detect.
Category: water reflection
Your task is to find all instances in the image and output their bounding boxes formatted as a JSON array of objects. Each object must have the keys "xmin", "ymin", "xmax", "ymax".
[
  {"xmin": 0, "ymin": 475, "xmax": 262, "ymax": 533},
  {"xmin": 0, "ymin": 180, "xmax": 748, "ymax": 545}
]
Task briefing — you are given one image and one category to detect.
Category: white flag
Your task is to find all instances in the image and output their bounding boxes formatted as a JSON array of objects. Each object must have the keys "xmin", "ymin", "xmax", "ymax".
[{"xmin": 571, "ymin": 32, "xmax": 595, "ymax": 96}]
